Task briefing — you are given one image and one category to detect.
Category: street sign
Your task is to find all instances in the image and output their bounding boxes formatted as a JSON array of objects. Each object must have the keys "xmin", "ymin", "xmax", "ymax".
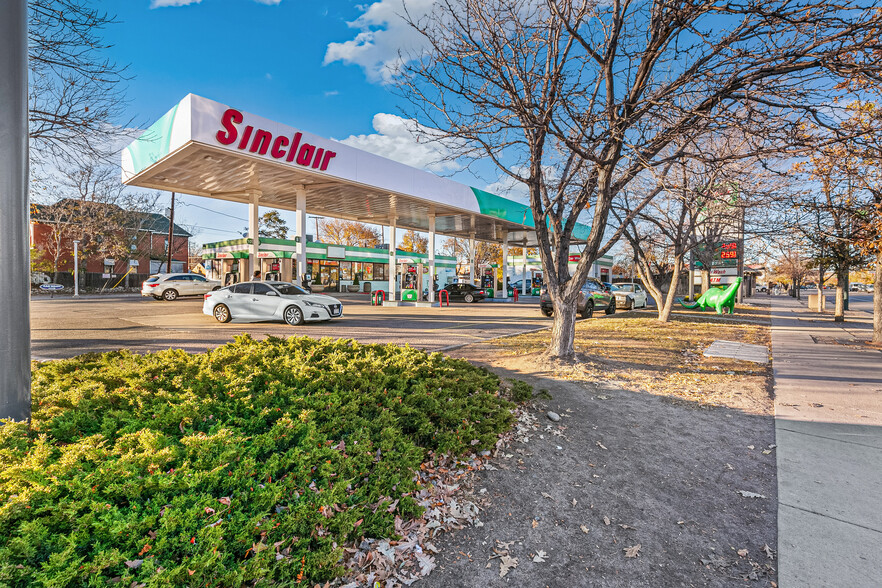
[{"xmin": 39, "ymin": 283, "xmax": 63, "ymax": 291}]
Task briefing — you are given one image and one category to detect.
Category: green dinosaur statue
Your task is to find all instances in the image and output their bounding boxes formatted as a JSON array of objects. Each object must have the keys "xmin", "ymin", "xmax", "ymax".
[{"xmin": 678, "ymin": 277, "xmax": 742, "ymax": 314}]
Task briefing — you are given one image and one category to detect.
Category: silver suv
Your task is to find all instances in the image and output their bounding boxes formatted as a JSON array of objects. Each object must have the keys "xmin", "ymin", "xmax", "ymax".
[
  {"xmin": 142, "ymin": 273, "xmax": 221, "ymax": 301},
  {"xmin": 539, "ymin": 277, "xmax": 615, "ymax": 318}
]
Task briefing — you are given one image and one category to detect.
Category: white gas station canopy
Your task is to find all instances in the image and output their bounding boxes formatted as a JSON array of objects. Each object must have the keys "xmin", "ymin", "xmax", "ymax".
[{"xmin": 121, "ymin": 94, "xmax": 589, "ymax": 245}]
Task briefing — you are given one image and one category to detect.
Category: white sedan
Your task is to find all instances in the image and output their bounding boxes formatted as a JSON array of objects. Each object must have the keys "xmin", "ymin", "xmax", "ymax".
[
  {"xmin": 203, "ymin": 281, "xmax": 343, "ymax": 325},
  {"xmin": 611, "ymin": 282, "xmax": 648, "ymax": 309}
]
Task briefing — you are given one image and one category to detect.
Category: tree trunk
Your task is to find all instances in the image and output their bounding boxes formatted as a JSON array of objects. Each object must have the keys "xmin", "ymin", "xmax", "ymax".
[
  {"xmin": 657, "ymin": 261, "xmax": 683, "ymax": 323},
  {"xmin": 700, "ymin": 269, "xmax": 709, "ymax": 294},
  {"xmin": 874, "ymin": 253, "xmax": 882, "ymax": 345},
  {"xmin": 548, "ymin": 294, "xmax": 579, "ymax": 360},
  {"xmin": 834, "ymin": 268, "xmax": 846, "ymax": 322}
]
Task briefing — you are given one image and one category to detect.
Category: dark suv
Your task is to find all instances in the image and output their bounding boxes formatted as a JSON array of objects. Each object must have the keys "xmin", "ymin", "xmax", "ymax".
[{"xmin": 540, "ymin": 278, "xmax": 615, "ymax": 318}]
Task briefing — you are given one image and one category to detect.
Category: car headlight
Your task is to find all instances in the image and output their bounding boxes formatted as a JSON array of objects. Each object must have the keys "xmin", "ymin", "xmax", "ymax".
[{"xmin": 303, "ymin": 300, "xmax": 323, "ymax": 308}]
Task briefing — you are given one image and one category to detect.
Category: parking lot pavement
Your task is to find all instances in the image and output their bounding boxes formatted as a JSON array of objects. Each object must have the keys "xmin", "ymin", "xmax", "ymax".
[{"xmin": 31, "ymin": 295, "xmax": 556, "ymax": 360}]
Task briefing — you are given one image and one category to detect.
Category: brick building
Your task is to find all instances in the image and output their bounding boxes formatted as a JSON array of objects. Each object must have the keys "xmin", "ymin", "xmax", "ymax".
[{"xmin": 30, "ymin": 199, "xmax": 191, "ymax": 288}]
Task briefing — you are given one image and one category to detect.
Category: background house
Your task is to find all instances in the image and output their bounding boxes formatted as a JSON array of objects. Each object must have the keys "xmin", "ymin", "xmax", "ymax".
[{"xmin": 31, "ymin": 199, "xmax": 191, "ymax": 288}]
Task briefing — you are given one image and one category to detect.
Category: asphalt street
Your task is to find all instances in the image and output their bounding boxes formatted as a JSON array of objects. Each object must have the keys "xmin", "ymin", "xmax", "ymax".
[{"xmin": 30, "ymin": 293, "xmax": 559, "ymax": 360}]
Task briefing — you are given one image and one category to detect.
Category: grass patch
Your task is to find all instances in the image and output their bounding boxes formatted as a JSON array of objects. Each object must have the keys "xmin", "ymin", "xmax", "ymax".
[
  {"xmin": 494, "ymin": 306, "xmax": 771, "ymax": 410},
  {"xmin": 0, "ymin": 335, "xmax": 516, "ymax": 586}
]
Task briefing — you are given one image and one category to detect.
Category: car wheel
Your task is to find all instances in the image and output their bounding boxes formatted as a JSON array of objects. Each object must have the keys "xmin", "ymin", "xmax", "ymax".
[
  {"xmin": 213, "ymin": 304, "xmax": 231, "ymax": 323},
  {"xmin": 625, "ymin": 298, "xmax": 633, "ymax": 310},
  {"xmin": 541, "ymin": 307, "xmax": 553, "ymax": 317},
  {"xmin": 284, "ymin": 305, "xmax": 304, "ymax": 326},
  {"xmin": 581, "ymin": 301, "xmax": 594, "ymax": 319},
  {"xmin": 162, "ymin": 289, "xmax": 178, "ymax": 301},
  {"xmin": 464, "ymin": 293, "xmax": 475, "ymax": 303},
  {"xmin": 605, "ymin": 299, "xmax": 616, "ymax": 315}
]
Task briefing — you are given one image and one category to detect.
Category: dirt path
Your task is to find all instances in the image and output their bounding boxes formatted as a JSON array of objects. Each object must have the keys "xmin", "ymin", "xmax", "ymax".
[{"xmin": 425, "ymin": 347, "xmax": 777, "ymax": 587}]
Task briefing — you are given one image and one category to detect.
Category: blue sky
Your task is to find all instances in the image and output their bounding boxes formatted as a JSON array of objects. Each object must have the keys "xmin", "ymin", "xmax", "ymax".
[{"xmin": 95, "ymin": 0, "xmax": 507, "ymax": 246}]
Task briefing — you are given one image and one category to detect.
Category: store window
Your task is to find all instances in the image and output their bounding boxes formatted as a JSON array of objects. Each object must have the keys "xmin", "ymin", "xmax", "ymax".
[
  {"xmin": 363, "ymin": 263, "xmax": 374, "ymax": 281},
  {"xmin": 340, "ymin": 261, "xmax": 352, "ymax": 280},
  {"xmin": 375, "ymin": 263, "xmax": 386, "ymax": 280}
]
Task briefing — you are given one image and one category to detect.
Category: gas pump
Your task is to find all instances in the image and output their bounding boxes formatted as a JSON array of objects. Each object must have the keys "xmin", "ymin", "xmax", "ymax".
[
  {"xmin": 264, "ymin": 260, "xmax": 281, "ymax": 282},
  {"xmin": 223, "ymin": 261, "xmax": 240, "ymax": 286}
]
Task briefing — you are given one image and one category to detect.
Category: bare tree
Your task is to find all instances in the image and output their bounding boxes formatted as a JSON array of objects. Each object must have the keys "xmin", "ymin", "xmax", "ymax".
[
  {"xmin": 440, "ymin": 237, "xmax": 501, "ymax": 280},
  {"xmin": 28, "ymin": 0, "xmax": 132, "ymax": 163},
  {"xmin": 402, "ymin": 0, "xmax": 882, "ymax": 359}
]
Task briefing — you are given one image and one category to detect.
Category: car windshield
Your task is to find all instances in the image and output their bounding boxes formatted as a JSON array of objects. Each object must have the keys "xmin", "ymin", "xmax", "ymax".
[
  {"xmin": 273, "ymin": 283, "xmax": 308, "ymax": 296},
  {"xmin": 618, "ymin": 284, "xmax": 634, "ymax": 292},
  {"xmin": 610, "ymin": 285, "xmax": 622, "ymax": 291}
]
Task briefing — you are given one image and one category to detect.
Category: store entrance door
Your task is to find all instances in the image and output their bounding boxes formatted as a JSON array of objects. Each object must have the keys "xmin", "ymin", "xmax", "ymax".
[{"xmin": 319, "ymin": 266, "xmax": 339, "ymax": 291}]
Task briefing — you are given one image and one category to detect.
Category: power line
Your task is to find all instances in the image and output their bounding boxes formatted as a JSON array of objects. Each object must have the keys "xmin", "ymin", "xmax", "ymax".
[{"xmin": 179, "ymin": 201, "xmax": 248, "ymax": 221}]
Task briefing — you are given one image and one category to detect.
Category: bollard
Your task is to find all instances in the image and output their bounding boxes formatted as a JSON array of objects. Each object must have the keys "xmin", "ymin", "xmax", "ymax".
[
  {"xmin": 438, "ymin": 289, "xmax": 449, "ymax": 307},
  {"xmin": 513, "ymin": 288, "xmax": 518, "ymax": 302}
]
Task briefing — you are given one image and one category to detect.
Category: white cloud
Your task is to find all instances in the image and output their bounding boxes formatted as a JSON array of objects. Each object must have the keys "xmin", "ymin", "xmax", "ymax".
[
  {"xmin": 324, "ymin": 90, "xmax": 340, "ymax": 97},
  {"xmin": 150, "ymin": 0, "xmax": 202, "ymax": 7},
  {"xmin": 150, "ymin": 0, "xmax": 280, "ymax": 7},
  {"xmin": 265, "ymin": 73, "xmax": 272, "ymax": 81},
  {"xmin": 323, "ymin": 0, "xmax": 435, "ymax": 84},
  {"xmin": 338, "ymin": 113, "xmax": 461, "ymax": 173},
  {"xmin": 484, "ymin": 169, "xmax": 530, "ymax": 204}
]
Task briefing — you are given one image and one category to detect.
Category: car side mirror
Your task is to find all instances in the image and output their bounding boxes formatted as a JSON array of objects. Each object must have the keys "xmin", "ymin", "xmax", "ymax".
[{"xmin": 266, "ymin": 291, "xmax": 279, "ymax": 296}]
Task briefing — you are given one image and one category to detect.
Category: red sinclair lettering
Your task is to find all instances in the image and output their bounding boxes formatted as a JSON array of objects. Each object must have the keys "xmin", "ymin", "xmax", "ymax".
[
  {"xmin": 237, "ymin": 125, "xmax": 253, "ymax": 150},
  {"xmin": 270, "ymin": 135, "xmax": 289, "ymax": 158},
  {"xmin": 296, "ymin": 144, "xmax": 315, "ymax": 166},
  {"xmin": 250, "ymin": 129, "xmax": 272, "ymax": 155},
  {"xmin": 215, "ymin": 108, "xmax": 337, "ymax": 171},
  {"xmin": 286, "ymin": 132, "xmax": 302, "ymax": 163},
  {"xmin": 311, "ymin": 148, "xmax": 324, "ymax": 169},
  {"xmin": 216, "ymin": 109, "xmax": 243, "ymax": 145}
]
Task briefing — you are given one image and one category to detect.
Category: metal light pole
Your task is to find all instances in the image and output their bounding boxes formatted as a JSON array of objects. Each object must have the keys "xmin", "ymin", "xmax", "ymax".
[
  {"xmin": 0, "ymin": 0, "xmax": 30, "ymax": 421},
  {"xmin": 73, "ymin": 240, "xmax": 80, "ymax": 297},
  {"xmin": 166, "ymin": 192, "xmax": 175, "ymax": 273}
]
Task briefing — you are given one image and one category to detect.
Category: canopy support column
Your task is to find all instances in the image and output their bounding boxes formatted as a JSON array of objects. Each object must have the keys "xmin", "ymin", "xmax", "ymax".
[
  {"xmin": 428, "ymin": 215, "xmax": 436, "ymax": 303},
  {"xmin": 248, "ymin": 191, "xmax": 261, "ymax": 277},
  {"xmin": 522, "ymin": 242, "xmax": 529, "ymax": 295},
  {"xmin": 388, "ymin": 219, "xmax": 397, "ymax": 302},
  {"xmin": 295, "ymin": 186, "xmax": 307, "ymax": 287},
  {"xmin": 502, "ymin": 230, "xmax": 509, "ymax": 300}
]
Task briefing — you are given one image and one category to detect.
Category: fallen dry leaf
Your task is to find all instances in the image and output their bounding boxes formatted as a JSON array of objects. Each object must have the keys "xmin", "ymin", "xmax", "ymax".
[
  {"xmin": 531, "ymin": 519, "xmax": 539, "ymax": 529},
  {"xmin": 572, "ymin": 498, "xmax": 577, "ymax": 506},
  {"xmin": 499, "ymin": 555, "xmax": 518, "ymax": 577},
  {"xmin": 737, "ymin": 549, "xmax": 749, "ymax": 557},
  {"xmin": 623, "ymin": 544, "xmax": 641, "ymax": 558},
  {"xmin": 763, "ymin": 544, "xmax": 776, "ymax": 560},
  {"xmin": 541, "ymin": 492, "xmax": 554, "ymax": 500},
  {"xmin": 580, "ymin": 525, "xmax": 590, "ymax": 534},
  {"xmin": 603, "ymin": 516, "xmax": 611, "ymax": 526},
  {"xmin": 596, "ymin": 441, "xmax": 608, "ymax": 450},
  {"xmin": 532, "ymin": 550, "xmax": 548, "ymax": 563}
]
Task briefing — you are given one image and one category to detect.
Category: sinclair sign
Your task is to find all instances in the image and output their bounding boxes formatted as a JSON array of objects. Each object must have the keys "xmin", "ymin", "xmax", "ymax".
[{"xmin": 215, "ymin": 108, "xmax": 337, "ymax": 172}]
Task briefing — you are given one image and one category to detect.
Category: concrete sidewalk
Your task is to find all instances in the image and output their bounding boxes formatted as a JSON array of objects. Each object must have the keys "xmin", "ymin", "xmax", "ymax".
[{"xmin": 769, "ymin": 295, "xmax": 882, "ymax": 587}]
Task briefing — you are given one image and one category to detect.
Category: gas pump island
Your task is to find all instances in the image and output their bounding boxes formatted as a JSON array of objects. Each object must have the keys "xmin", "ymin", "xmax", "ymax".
[{"xmin": 121, "ymin": 94, "xmax": 592, "ymax": 304}]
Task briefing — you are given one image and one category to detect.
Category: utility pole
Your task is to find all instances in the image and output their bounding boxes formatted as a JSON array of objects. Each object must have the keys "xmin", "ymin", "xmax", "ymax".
[
  {"xmin": 73, "ymin": 240, "xmax": 80, "ymax": 297},
  {"xmin": 166, "ymin": 192, "xmax": 175, "ymax": 273},
  {"xmin": 0, "ymin": 0, "xmax": 30, "ymax": 421}
]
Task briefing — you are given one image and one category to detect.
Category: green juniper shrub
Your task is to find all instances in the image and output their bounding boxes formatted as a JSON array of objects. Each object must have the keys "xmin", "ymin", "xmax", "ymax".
[
  {"xmin": 0, "ymin": 335, "xmax": 519, "ymax": 586},
  {"xmin": 508, "ymin": 380, "xmax": 534, "ymax": 402}
]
